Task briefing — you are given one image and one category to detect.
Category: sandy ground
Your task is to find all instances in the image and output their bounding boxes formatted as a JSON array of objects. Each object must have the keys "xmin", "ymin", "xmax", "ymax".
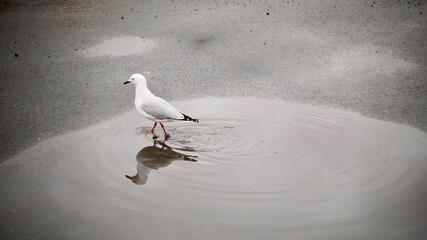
[{"xmin": 0, "ymin": 0, "xmax": 426, "ymax": 161}]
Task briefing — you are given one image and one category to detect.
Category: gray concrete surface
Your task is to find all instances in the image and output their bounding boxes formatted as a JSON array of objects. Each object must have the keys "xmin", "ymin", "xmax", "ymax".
[{"xmin": 1, "ymin": 0, "xmax": 426, "ymax": 162}]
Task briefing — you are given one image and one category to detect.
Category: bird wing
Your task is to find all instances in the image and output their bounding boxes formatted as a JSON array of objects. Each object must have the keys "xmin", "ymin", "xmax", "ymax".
[{"xmin": 140, "ymin": 97, "xmax": 183, "ymax": 120}]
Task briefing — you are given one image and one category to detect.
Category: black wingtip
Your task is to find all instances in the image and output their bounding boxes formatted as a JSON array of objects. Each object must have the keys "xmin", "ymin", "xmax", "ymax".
[{"xmin": 181, "ymin": 113, "xmax": 199, "ymax": 123}]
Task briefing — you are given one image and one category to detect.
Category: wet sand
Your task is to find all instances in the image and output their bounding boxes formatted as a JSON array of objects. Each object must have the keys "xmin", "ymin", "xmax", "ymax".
[
  {"xmin": 1, "ymin": 0, "xmax": 426, "ymax": 161},
  {"xmin": 1, "ymin": 98, "xmax": 426, "ymax": 240},
  {"xmin": 1, "ymin": 0, "xmax": 426, "ymax": 239}
]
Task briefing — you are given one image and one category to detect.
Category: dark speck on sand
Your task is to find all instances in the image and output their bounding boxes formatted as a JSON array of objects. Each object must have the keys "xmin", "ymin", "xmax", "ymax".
[{"xmin": 0, "ymin": 0, "xmax": 426, "ymax": 165}]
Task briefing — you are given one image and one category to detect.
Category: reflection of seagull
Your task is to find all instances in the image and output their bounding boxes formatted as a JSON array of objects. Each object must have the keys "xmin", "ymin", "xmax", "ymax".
[
  {"xmin": 125, "ymin": 141, "xmax": 197, "ymax": 185},
  {"xmin": 124, "ymin": 73, "xmax": 199, "ymax": 139}
]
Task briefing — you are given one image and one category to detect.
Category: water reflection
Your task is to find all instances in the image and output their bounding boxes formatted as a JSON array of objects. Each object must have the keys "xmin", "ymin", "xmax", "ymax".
[
  {"xmin": 125, "ymin": 140, "xmax": 197, "ymax": 185},
  {"xmin": 2, "ymin": 99, "xmax": 427, "ymax": 240}
]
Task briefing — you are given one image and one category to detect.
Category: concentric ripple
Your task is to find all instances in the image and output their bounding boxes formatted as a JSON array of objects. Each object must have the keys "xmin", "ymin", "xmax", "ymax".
[{"xmin": 1, "ymin": 98, "xmax": 426, "ymax": 240}]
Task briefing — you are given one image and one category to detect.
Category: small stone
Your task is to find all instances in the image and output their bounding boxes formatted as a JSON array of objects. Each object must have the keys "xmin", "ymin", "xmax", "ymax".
[{"xmin": 14, "ymin": 53, "xmax": 19, "ymax": 57}]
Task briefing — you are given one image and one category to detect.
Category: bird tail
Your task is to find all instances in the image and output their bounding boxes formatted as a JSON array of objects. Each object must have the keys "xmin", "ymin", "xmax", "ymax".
[{"xmin": 181, "ymin": 113, "xmax": 199, "ymax": 123}]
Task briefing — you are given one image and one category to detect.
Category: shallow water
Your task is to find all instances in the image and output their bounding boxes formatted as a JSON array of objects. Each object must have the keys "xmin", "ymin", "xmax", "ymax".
[
  {"xmin": 80, "ymin": 36, "xmax": 157, "ymax": 57},
  {"xmin": 1, "ymin": 98, "xmax": 426, "ymax": 240}
]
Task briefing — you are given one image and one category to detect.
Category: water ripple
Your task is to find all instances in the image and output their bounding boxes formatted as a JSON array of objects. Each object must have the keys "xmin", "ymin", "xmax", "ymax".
[{"xmin": 2, "ymin": 98, "xmax": 426, "ymax": 239}]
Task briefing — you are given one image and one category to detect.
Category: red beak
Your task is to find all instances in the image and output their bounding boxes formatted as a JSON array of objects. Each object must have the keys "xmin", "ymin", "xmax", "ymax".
[{"xmin": 123, "ymin": 81, "xmax": 131, "ymax": 85}]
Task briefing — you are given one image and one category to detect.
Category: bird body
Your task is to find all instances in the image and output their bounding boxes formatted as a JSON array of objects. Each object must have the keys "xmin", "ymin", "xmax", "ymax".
[
  {"xmin": 124, "ymin": 73, "xmax": 198, "ymax": 139},
  {"xmin": 134, "ymin": 85, "xmax": 183, "ymax": 122}
]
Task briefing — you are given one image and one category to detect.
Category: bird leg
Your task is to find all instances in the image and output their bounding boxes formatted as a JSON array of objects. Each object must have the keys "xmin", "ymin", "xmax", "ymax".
[
  {"xmin": 144, "ymin": 122, "xmax": 157, "ymax": 134},
  {"xmin": 159, "ymin": 123, "xmax": 170, "ymax": 139}
]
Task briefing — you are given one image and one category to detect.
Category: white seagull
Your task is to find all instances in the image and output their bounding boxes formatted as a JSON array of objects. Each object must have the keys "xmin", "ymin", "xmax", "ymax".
[{"xmin": 124, "ymin": 73, "xmax": 199, "ymax": 139}]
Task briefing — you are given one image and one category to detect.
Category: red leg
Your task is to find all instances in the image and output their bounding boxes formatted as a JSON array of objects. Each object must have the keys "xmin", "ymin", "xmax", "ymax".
[
  {"xmin": 144, "ymin": 122, "xmax": 157, "ymax": 134},
  {"xmin": 159, "ymin": 123, "xmax": 170, "ymax": 139}
]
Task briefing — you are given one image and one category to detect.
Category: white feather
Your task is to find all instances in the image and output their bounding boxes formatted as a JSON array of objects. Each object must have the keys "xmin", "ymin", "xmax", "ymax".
[{"xmin": 128, "ymin": 73, "xmax": 190, "ymax": 123}]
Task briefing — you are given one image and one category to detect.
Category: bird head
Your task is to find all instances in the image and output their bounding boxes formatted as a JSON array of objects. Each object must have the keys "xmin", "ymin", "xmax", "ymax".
[{"xmin": 124, "ymin": 73, "xmax": 147, "ymax": 86}]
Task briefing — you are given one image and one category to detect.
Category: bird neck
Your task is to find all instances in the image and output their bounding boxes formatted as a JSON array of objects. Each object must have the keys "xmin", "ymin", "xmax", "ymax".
[{"xmin": 135, "ymin": 84, "xmax": 150, "ymax": 99}]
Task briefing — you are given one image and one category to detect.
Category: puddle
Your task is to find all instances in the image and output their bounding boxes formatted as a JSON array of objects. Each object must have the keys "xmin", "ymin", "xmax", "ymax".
[
  {"xmin": 80, "ymin": 36, "xmax": 157, "ymax": 57},
  {"xmin": 1, "ymin": 98, "xmax": 426, "ymax": 240}
]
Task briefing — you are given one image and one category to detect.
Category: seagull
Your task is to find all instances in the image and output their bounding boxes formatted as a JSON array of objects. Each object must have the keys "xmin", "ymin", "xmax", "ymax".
[{"xmin": 124, "ymin": 73, "xmax": 199, "ymax": 139}]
